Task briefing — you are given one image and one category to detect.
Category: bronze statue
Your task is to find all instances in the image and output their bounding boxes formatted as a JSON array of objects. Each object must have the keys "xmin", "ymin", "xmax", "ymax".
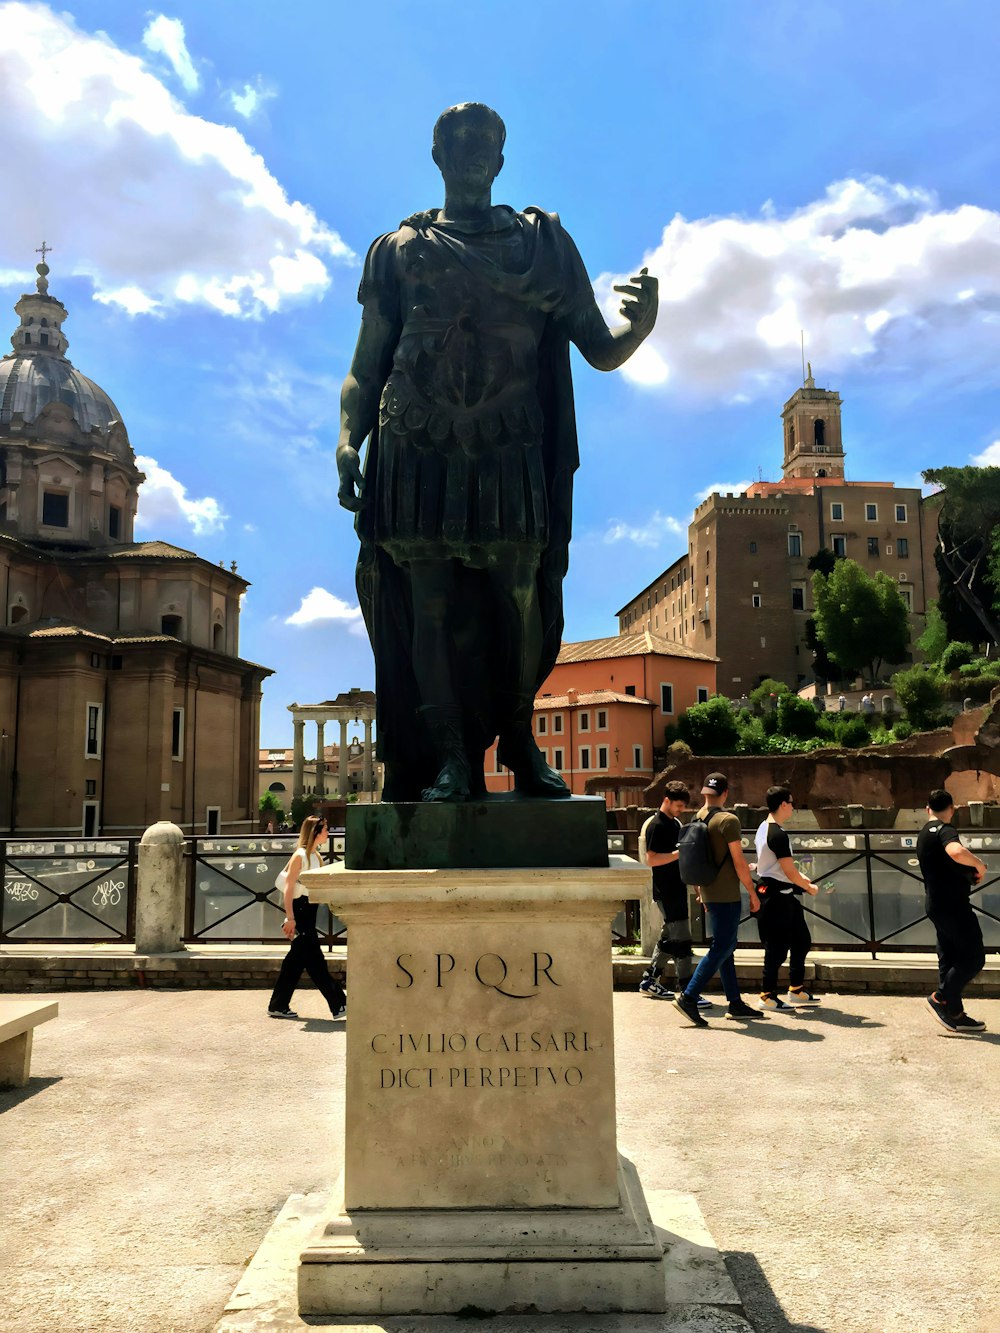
[{"xmin": 336, "ymin": 103, "xmax": 658, "ymax": 803}]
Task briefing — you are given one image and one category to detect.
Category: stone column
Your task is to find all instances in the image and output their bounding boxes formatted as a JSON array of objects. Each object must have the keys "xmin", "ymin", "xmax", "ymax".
[
  {"xmin": 362, "ymin": 718, "xmax": 373, "ymax": 795},
  {"xmin": 134, "ymin": 821, "xmax": 186, "ymax": 954},
  {"xmin": 292, "ymin": 718, "xmax": 305, "ymax": 800},
  {"xmin": 315, "ymin": 721, "xmax": 326, "ymax": 797},
  {"xmin": 339, "ymin": 719, "xmax": 350, "ymax": 798}
]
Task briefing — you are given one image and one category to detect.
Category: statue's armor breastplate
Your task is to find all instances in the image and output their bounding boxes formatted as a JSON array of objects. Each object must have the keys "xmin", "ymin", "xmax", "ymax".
[{"xmin": 383, "ymin": 224, "xmax": 545, "ymax": 456}]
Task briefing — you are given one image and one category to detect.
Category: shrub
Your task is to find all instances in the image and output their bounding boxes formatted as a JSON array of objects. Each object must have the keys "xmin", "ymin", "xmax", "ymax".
[
  {"xmin": 776, "ymin": 693, "xmax": 819, "ymax": 739},
  {"xmin": 735, "ymin": 716, "xmax": 766, "ymax": 754},
  {"xmin": 834, "ymin": 715, "xmax": 870, "ymax": 749},
  {"xmin": 941, "ymin": 674, "xmax": 996, "ymax": 703},
  {"xmin": 749, "ymin": 678, "xmax": 790, "ymax": 712},
  {"xmin": 891, "ymin": 665, "xmax": 945, "ymax": 729},
  {"xmin": 893, "ymin": 720, "xmax": 914, "ymax": 741},
  {"xmin": 665, "ymin": 739, "xmax": 693, "ymax": 765},
  {"xmin": 677, "ymin": 696, "xmax": 740, "ymax": 754},
  {"xmin": 959, "ymin": 657, "xmax": 1000, "ymax": 678},
  {"xmin": 940, "ymin": 641, "xmax": 975, "ymax": 673}
]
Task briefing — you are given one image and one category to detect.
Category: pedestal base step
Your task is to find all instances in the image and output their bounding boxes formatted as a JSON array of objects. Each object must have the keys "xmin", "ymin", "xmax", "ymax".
[
  {"xmin": 300, "ymin": 1157, "xmax": 664, "ymax": 1316},
  {"xmin": 219, "ymin": 1166, "xmax": 747, "ymax": 1330}
]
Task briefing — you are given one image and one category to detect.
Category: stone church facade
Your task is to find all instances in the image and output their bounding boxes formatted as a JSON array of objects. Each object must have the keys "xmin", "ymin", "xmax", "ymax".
[{"xmin": 0, "ymin": 258, "xmax": 270, "ymax": 834}]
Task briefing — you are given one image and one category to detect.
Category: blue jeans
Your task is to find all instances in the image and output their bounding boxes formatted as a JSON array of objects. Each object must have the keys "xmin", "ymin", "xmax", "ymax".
[{"xmin": 683, "ymin": 900, "xmax": 742, "ymax": 1004}]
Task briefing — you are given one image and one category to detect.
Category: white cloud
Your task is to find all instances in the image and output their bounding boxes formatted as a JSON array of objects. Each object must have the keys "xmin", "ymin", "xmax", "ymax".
[
  {"xmin": 971, "ymin": 441, "xmax": 1000, "ymax": 467},
  {"xmin": 694, "ymin": 480, "xmax": 751, "ymax": 503},
  {"xmin": 134, "ymin": 455, "xmax": 226, "ymax": 535},
  {"xmin": 596, "ymin": 176, "xmax": 1000, "ymax": 400},
  {"xmin": 0, "ymin": 3, "xmax": 354, "ymax": 317},
  {"xmin": 141, "ymin": 14, "xmax": 199, "ymax": 93},
  {"xmin": 285, "ymin": 587, "xmax": 365, "ymax": 633},
  {"xmin": 602, "ymin": 510, "xmax": 685, "ymax": 549},
  {"xmin": 228, "ymin": 78, "xmax": 277, "ymax": 120}
]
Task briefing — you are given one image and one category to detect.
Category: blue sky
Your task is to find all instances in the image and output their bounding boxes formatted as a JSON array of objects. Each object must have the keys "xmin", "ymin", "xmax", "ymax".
[{"xmin": 2, "ymin": 1, "xmax": 999, "ymax": 745}]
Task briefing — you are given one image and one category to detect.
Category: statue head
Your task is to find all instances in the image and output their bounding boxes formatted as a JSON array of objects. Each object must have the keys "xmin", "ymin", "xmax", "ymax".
[{"xmin": 432, "ymin": 103, "xmax": 506, "ymax": 189}]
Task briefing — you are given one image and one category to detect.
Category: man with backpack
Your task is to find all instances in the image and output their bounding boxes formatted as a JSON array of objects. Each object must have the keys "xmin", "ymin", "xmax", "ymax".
[
  {"xmin": 638, "ymin": 780, "xmax": 710, "ymax": 1009},
  {"xmin": 673, "ymin": 772, "xmax": 762, "ymax": 1026}
]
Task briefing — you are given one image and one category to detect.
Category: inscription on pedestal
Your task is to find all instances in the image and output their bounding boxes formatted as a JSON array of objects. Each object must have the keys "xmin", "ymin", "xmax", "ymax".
[{"xmin": 344, "ymin": 920, "xmax": 618, "ymax": 1210}]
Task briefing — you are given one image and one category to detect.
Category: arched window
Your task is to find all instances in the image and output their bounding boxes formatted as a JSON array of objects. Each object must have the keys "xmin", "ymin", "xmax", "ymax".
[
  {"xmin": 9, "ymin": 605, "xmax": 28, "ymax": 625},
  {"xmin": 40, "ymin": 318, "xmax": 49, "ymax": 328},
  {"xmin": 161, "ymin": 614, "xmax": 182, "ymax": 638},
  {"xmin": 23, "ymin": 333, "xmax": 31, "ymax": 345},
  {"xmin": 814, "ymin": 419, "xmax": 825, "ymax": 448},
  {"xmin": 213, "ymin": 622, "xmax": 224, "ymax": 652},
  {"xmin": 268, "ymin": 781, "xmax": 287, "ymax": 793}
]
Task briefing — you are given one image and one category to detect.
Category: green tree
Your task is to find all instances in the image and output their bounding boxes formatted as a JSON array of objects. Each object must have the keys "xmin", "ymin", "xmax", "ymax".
[
  {"xmin": 748, "ymin": 678, "xmax": 790, "ymax": 711},
  {"xmin": 807, "ymin": 547, "xmax": 838, "ymax": 577},
  {"xmin": 805, "ymin": 616, "xmax": 840, "ymax": 681},
  {"xmin": 290, "ymin": 793, "xmax": 318, "ymax": 828},
  {"xmin": 776, "ymin": 692, "xmax": 818, "ymax": 739},
  {"xmin": 916, "ymin": 599, "xmax": 949, "ymax": 664},
  {"xmin": 891, "ymin": 665, "xmax": 945, "ymax": 729},
  {"xmin": 812, "ymin": 559, "xmax": 910, "ymax": 686},
  {"xmin": 923, "ymin": 465, "xmax": 1000, "ymax": 644},
  {"xmin": 259, "ymin": 790, "xmax": 284, "ymax": 824},
  {"xmin": 676, "ymin": 696, "xmax": 739, "ymax": 754}
]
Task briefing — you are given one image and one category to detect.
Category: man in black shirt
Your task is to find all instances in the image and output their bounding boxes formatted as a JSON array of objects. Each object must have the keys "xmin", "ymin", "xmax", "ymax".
[
  {"xmin": 917, "ymin": 789, "xmax": 987, "ymax": 1036},
  {"xmin": 639, "ymin": 780, "xmax": 709, "ymax": 1008}
]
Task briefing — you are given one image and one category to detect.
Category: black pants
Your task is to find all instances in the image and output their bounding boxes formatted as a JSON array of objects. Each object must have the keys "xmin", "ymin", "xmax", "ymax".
[
  {"xmin": 269, "ymin": 898, "xmax": 346, "ymax": 1015},
  {"xmin": 648, "ymin": 899, "xmax": 694, "ymax": 990},
  {"xmin": 756, "ymin": 890, "xmax": 811, "ymax": 993},
  {"xmin": 929, "ymin": 902, "xmax": 985, "ymax": 1014}
]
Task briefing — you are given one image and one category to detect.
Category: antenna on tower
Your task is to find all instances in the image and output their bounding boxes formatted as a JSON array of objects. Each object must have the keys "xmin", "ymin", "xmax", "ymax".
[{"xmin": 800, "ymin": 329, "xmax": 806, "ymax": 384}]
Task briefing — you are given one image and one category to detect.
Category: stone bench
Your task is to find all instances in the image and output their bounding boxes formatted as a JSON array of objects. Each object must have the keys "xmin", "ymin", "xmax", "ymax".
[{"xmin": 0, "ymin": 1000, "xmax": 58, "ymax": 1088}]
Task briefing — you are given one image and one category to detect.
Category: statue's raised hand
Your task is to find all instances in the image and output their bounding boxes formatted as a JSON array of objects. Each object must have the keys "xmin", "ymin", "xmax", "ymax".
[
  {"xmin": 336, "ymin": 444, "xmax": 365, "ymax": 512},
  {"xmin": 613, "ymin": 267, "xmax": 658, "ymax": 342}
]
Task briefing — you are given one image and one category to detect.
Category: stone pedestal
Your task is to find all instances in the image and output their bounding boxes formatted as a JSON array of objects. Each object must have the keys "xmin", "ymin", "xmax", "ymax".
[{"xmin": 300, "ymin": 857, "xmax": 669, "ymax": 1317}]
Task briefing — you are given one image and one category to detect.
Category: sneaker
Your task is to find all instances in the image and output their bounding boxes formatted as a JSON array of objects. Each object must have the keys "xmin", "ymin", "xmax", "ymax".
[
  {"xmin": 951, "ymin": 1012, "xmax": 986, "ymax": 1035},
  {"xmin": 786, "ymin": 987, "xmax": 820, "ymax": 1006},
  {"xmin": 727, "ymin": 999, "xmax": 766, "ymax": 1020},
  {"xmin": 638, "ymin": 974, "xmax": 655, "ymax": 993},
  {"xmin": 673, "ymin": 993, "xmax": 709, "ymax": 1027},
  {"xmin": 760, "ymin": 993, "xmax": 796, "ymax": 1012},
  {"xmin": 926, "ymin": 993, "xmax": 959, "ymax": 1033},
  {"xmin": 695, "ymin": 996, "xmax": 713, "ymax": 1010},
  {"xmin": 268, "ymin": 1007, "xmax": 299, "ymax": 1020},
  {"xmin": 640, "ymin": 982, "xmax": 673, "ymax": 1000}
]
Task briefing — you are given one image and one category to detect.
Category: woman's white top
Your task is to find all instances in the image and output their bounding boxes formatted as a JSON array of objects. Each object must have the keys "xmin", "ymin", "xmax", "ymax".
[{"xmin": 280, "ymin": 847, "xmax": 323, "ymax": 900}]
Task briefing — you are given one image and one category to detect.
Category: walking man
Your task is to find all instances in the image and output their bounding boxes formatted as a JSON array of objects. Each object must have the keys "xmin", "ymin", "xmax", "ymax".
[
  {"xmin": 918, "ymin": 789, "xmax": 988, "ymax": 1036},
  {"xmin": 674, "ymin": 773, "xmax": 762, "ymax": 1026},
  {"xmin": 754, "ymin": 786, "xmax": 820, "ymax": 1011},
  {"xmin": 639, "ymin": 780, "xmax": 709, "ymax": 1009}
]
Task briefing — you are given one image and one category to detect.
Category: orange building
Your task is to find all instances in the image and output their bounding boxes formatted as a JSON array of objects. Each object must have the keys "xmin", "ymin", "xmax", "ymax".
[{"xmin": 486, "ymin": 632, "xmax": 718, "ymax": 801}]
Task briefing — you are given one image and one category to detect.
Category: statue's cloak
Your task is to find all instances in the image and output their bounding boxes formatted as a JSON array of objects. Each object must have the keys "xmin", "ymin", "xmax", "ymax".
[{"xmin": 354, "ymin": 206, "xmax": 593, "ymax": 800}]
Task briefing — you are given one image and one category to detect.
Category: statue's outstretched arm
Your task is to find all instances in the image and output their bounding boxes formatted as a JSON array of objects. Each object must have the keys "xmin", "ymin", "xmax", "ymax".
[
  {"xmin": 567, "ymin": 268, "xmax": 658, "ymax": 373},
  {"xmin": 336, "ymin": 311, "xmax": 399, "ymax": 512}
]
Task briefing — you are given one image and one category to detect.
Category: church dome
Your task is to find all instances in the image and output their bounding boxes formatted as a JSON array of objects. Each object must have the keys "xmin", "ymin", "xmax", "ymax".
[
  {"xmin": 0, "ymin": 356, "xmax": 128, "ymax": 447},
  {"xmin": 1, "ymin": 251, "xmax": 142, "ymax": 548},
  {"xmin": 0, "ymin": 255, "xmax": 133, "ymax": 460}
]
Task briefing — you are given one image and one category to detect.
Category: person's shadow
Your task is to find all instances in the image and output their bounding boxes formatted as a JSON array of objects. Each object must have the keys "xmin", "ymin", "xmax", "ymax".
[
  {"xmin": 789, "ymin": 1007, "xmax": 885, "ymax": 1029},
  {"xmin": 710, "ymin": 1020, "xmax": 824, "ymax": 1043},
  {"xmin": 301, "ymin": 1017, "xmax": 346, "ymax": 1033}
]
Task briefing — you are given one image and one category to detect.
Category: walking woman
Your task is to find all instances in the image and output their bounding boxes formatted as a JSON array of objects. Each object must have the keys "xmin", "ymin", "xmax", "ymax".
[{"xmin": 267, "ymin": 815, "xmax": 346, "ymax": 1020}]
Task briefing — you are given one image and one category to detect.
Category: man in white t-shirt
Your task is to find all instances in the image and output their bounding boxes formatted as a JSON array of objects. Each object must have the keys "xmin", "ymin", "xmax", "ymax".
[{"xmin": 754, "ymin": 785, "xmax": 819, "ymax": 1011}]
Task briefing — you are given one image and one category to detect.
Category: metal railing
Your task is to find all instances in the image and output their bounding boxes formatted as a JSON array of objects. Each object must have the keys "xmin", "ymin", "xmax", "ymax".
[
  {"xmin": 183, "ymin": 833, "xmax": 347, "ymax": 946},
  {"xmin": 697, "ymin": 829, "xmax": 1000, "ymax": 958},
  {"xmin": 0, "ymin": 837, "xmax": 138, "ymax": 943}
]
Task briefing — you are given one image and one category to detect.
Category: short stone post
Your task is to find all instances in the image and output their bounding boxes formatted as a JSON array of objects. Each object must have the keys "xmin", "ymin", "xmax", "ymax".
[
  {"xmin": 846, "ymin": 804, "xmax": 864, "ymax": 829},
  {"xmin": 881, "ymin": 695, "xmax": 894, "ymax": 716},
  {"xmin": 135, "ymin": 821, "xmax": 186, "ymax": 954},
  {"xmin": 969, "ymin": 801, "xmax": 984, "ymax": 827}
]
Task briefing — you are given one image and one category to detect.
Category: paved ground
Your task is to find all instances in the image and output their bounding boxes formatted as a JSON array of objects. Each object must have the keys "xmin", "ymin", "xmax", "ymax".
[{"xmin": 1, "ymin": 989, "xmax": 997, "ymax": 1333}]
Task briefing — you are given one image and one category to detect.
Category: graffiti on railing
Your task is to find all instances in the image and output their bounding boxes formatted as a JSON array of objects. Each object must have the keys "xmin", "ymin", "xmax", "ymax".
[
  {"xmin": 5, "ymin": 880, "xmax": 40, "ymax": 902},
  {"xmin": 92, "ymin": 878, "xmax": 124, "ymax": 908}
]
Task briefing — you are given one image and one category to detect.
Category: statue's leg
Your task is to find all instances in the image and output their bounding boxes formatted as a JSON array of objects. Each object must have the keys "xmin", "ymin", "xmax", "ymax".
[
  {"xmin": 492, "ymin": 554, "xmax": 569, "ymax": 799},
  {"xmin": 409, "ymin": 559, "xmax": 470, "ymax": 802}
]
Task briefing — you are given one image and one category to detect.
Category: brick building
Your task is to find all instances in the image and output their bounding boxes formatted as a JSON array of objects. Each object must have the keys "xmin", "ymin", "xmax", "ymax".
[
  {"xmin": 616, "ymin": 372, "xmax": 938, "ymax": 695},
  {"xmin": 486, "ymin": 631, "xmax": 717, "ymax": 800}
]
